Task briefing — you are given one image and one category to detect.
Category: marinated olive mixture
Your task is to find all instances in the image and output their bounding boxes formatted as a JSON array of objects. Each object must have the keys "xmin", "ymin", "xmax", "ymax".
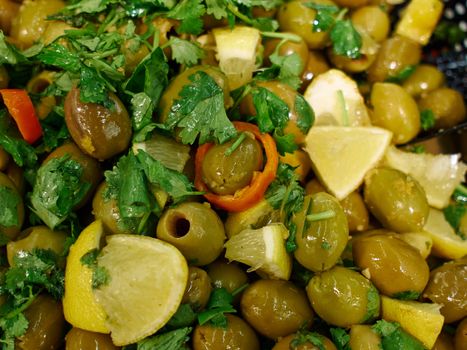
[{"xmin": 0, "ymin": 0, "xmax": 466, "ymax": 349}]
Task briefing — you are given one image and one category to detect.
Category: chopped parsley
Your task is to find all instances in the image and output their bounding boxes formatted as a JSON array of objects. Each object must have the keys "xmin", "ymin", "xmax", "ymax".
[
  {"xmin": 80, "ymin": 248, "xmax": 111, "ymax": 289},
  {"xmin": 136, "ymin": 327, "xmax": 192, "ymax": 350},
  {"xmin": 197, "ymin": 288, "xmax": 236, "ymax": 328},
  {"xmin": 443, "ymin": 202, "xmax": 467, "ymax": 240},
  {"xmin": 393, "ymin": 290, "xmax": 422, "ymax": 301},
  {"xmin": 0, "ymin": 186, "xmax": 21, "ymax": 228},
  {"xmin": 363, "ymin": 284, "xmax": 380, "ymax": 322},
  {"xmin": 330, "ymin": 327, "xmax": 351, "ymax": 350},
  {"xmin": 166, "ymin": 37, "xmax": 205, "ymax": 66},
  {"xmin": 291, "ymin": 330, "xmax": 326, "ymax": 350},
  {"xmin": 372, "ymin": 320, "xmax": 425, "ymax": 350},
  {"xmin": 420, "ymin": 109, "xmax": 436, "ymax": 131},
  {"xmin": 386, "ymin": 65, "xmax": 417, "ymax": 84}
]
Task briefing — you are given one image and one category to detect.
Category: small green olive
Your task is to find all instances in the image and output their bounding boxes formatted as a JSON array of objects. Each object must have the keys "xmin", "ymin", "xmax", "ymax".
[
  {"xmin": 306, "ymin": 266, "xmax": 380, "ymax": 327},
  {"xmin": 328, "ymin": 48, "xmax": 376, "ymax": 74},
  {"xmin": 273, "ymin": 333, "xmax": 337, "ymax": 350},
  {"xmin": 182, "ymin": 266, "xmax": 212, "ymax": 311},
  {"xmin": 402, "ymin": 64, "xmax": 445, "ymax": 98},
  {"xmin": 454, "ymin": 317, "xmax": 467, "ymax": 350},
  {"xmin": 334, "ymin": 0, "xmax": 370, "ymax": 7},
  {"xmin": 156, "ymin": 202, "xmax": 226, "ymax": 266},
  {"xmin": 0, "ymin": 171, "xmax": 24, "ymax": 241},
  {"xmin": 418, "ymin": 88, "xmax": 466, "ymax": 129},
  {"xmin": 206, "ymin": 260, "xmax": 248, "ymax": 294},
  {"xmin": 364, "ymin": 167, "xmax": 429, "ymax": 232},
  {"xmin": 350, "ymin": 6, "xmax": 390, "ymax": 42},
  {"xmin": 340, "ymin": 191, "xmax": 369, "ymax": 232},
  {"xmin": 65, "ymin": 327, "xmax": 119, "ymax": 350},
  {"xmin": 349, "ymin": 325, "xmax": 382, "ymax": 350}
]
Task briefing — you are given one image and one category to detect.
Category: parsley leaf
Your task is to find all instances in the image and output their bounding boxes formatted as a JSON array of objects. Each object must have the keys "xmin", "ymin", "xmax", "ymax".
[
  {"xmin": 252, "ymin": 87, "xmax": 289, "ymax": 133},
  {"xmin": 205, "ymin": 0, "xmax": 228, "ymax": 19},
  {"xmin": 198, "ymin": 288, "xmax": 236, "ymax": 328},
  {"xmin": 420, "ymin": 109, "xmax": 436, "ymax": 131},
  {"xmin": 162, "ymin": 70, "xmax": 237, "ymax": 145},
  {"xmin": 443, "ymin": 203, "xmax": 467, "ymax": 240},
  {"xmin": 363, "ymin": 284, "xmax": 380, "ymax": 322},
  {"xmin": 270, "ymin": 51, "xmax": 303, "ymax": 90},
  {"xmin": 166, "ymin": 0, "xmax": 206, "ymax": 35},
  {"xmin": 0, "ymin": 186, "xmax": 20, "ymax": 228},
  {"xmin": 167, "ymin": 304, "xmax": 197, "ymax": 328},
  {"xmin": 291, "ymin": 330, "xmax": 326, "ymax": 350},
  {"xmin": 372, "ymin": 320, "xmax": 425, "ymax": 350},
  {"xmin": 294, "ymin": 94, "xmax": 314, "ymax": 134},
  {"xmin": 168, "ymin": 37, "xmax": 205, "ymax": 66},
  {"xmin": 330, "ymin": 19, "xmax": 362, "ymax": 59},
  {"xmin": 386, "ymin": 65, "xmax": 417, "ymax": 83},
  {"xmin": 393, "ymin": 290, "xmax": 422, "ymax": 300},
  {"xmin": 80, "ymin": 248, "xmax": 111, "ymax": 289},
  {"xmin": 37, "ymin": 43, "xmax": 82, "ymax": 73},
  {"xmin": 330, "ymin": 328, "xmax": 351, "ymax": 350},
  {"xmin": 79, "ymin": 66, "xmax": 111, "ymax": 107},
  {"xmin": 304, "ymin": 3, "xmax": 339, "ymax": 32},
  {"xmin": 137, "ymin": 327, "xmax": 192, "ymax": 350}
]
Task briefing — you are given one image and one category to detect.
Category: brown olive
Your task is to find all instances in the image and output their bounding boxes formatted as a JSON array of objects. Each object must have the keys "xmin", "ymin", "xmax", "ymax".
[
  {"xmin": 304, "ymin": 178, "xmax": 326, "ymax": 195},
  {"xmin": 364, "ymin": 167, "xmax": 429, "ymax": 232},
  {"xmin": 418, "ymin": 88, "xmax": 466, "ymax": 129},
  {"xmin": 370, "ymin": 82, "xmax": 420, "ymax": 144},
  {"xmin": 240, "ymin": 279, "xmax": 314, "ymax": 339},
  {"xmin": 206, "ymin": 260, "xmax": 248, "ymax": 294},
  {"xmin": 432, "ymin": 331, "xmax": 455, "ymax": 350},
  {"xmin": 306, "ymin": 266, "xmax": 380, "ymax": 327},
  {"xmin": 368, "ymin": 36, "xmax": 422, "ymax": 83},
  {"xmin": 201, "ymin": 134, "xmax": 263, "ymax": 195},
  {"xmin": 353, "ymin": 234, "xmax": 430, "ymax": 297},
  {"xmin": 65, "ymin": 327, "xmax": 119, "ymax": 350},
  {"xmin": 300, "ymin": 50, "xmax": 330, "ymax": 92},
  {"xmin": 0, "ymin": 171, "xmax": 24, "ymax": 240},
  {"xmin": 263, "ymin": 36, "xmax": 309, "ymax": 74},
  {"xmin": 454, "ymin": 317, "xmax": 467, "ymax": 350},
  {"xmin": 182, "ymin": 266, "xmax": 212, "ymax": 311},
  {"xmin": 156, "ymin": 202, "xmax": 226, "ymax": 266},
  {"xmin": 349, "ymin": 324, "xmax": 382, "ymax": 350},
  {"xmin": 328, "ymin": 48, "xmax": 376, "ymax": 74},
  {"xmin": 0, "ymin": 65, "xmax": 9, "ymax": 89},
  {"xmin": 192, "ymin": 314, "xmax": 260, "ymax": 350},
  {"xmin": 5, "ymin": 161, "xmax": 25, "ymax": 195},
  {"xmin": 293, "ymin": 193, "xmax": 349, "ymax": 272},
  {"xmin": 340, "ymin": 191, "xmax": 369, "ymax": 232},
  {"xmin": 351, "ymin": 6, "xmax": 390, "ymax": 42},
  {"xmin": 423, "ymin": 258, "xmax": 467, "ymax": 323},
  {"xmin": 64, "ymin": 87, "xmax": 132, "ymax": 160},
  {"xmin": 17, "ymin": 294, "xmax": 65, "ymax": 350},
  {"xmin": 402, "ymin": 64, "xmax": 445, "ymax": 97},
  {"xmin": 273, "ymin": 333, "xmax": 337, "ymax": 350},
  {"xmin": 0, "ymin": 0, "xmax": 19, "ymax": 34}
]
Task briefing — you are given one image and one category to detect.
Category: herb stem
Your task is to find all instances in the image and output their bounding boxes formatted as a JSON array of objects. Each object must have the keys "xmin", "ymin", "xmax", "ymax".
[
  {"xmin": 261, "ymin": 31, "xmax": 302, "ymax": 43},
  {"xmin": 227, "ymin": 2, "xmax": 253, "ymax": 25},
  {"xmin": 337, "ymin": 90, "xmax": 349, "ymax": 127},
  {"xmin": 455, "ymin": 184, "xmax": 467, "ymax": 196},
  {"xmin": 336, "ymin": 8, "xmax": 348, "ymax": 21},
  {"xmin": 224, "ymin": 132, "xmax": 246, "ymax": 156},
  {"xmin": 6, "ymin": 287, "xmax": 38, "ymax": 319},
  {"xmin": 307, "ymin": 210, "xmax": 336, "ymax": 222},
  {"xmin": 232, "ymin": 283, "xmax": 249, "ymax": 296}
]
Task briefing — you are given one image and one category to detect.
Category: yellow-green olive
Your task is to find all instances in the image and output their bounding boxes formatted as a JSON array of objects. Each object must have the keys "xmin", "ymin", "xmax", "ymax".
[
  {"xmin": 328, "ymin": 48, "xmax": 376, "ymax": 73},
  {"xmin": 41, "ymin": 20, "xmax": 74, "ymax": 45},
  {"xmin": 156, "ymin": 202, "xmax": 226, "ymax": 266},
  {"xmin": 0, "ymin": 65, "xmax": 9, "ymax": 89},
  {"xmin": 334, "ymin": 0, "xmax": 370, "ymax": 7},
  {"xmin": 273, "ymin": 333, "xmax": 337, "ymax": 350},
  {"xmin": 432, "ymin": 331, "xmax": 455, "ymax": 350},
  {"xmin": 293, "ymin": 193, "xmax": 349, "ymax": 272},
  {"xmin": 121, "ymin": 38, "xmax": 150, "ymax": 76},
  {"xmin": 306, "ymin": 266, "xmax": 380, "ymax": 327},
  {"xmin": 370, "ymin": 82, "xmax": 420, "ymax": 144},
  {"xmin": 351, "ymin": 6, "xmax": 390, "ymax": 42},
  {"xmin": 418, "ymin": 88, "xmax": 466, "ymax": 129},
  {"xmin": 300, "ymin": 50, "xmax": 330, "ymax": 92},
  {"xmin": 206, "ymin": 260, "xmax": 248, "ymax": 294},
  {"xmin": 65, "ymin": 327, "xmax": 119, "ymax": 350},
  {"xmin": 349, "ymin": 325, "xmax": 382, "ymax": 350},
  {"xmin": 364, "ymin": 167, "xmax": 429, "ymax": 232},
  {"xmin": 340, "ymin": 191, "xmax": 369, "ymax": 232},
  {"xmin": 402, "ymin": 64, "xmax": 445, "ymax": 98},
  {"xmin": 182, "ymin": 266, "xmax": 212, "ymax": 311},
  {"xmin": 454, "ymin": 317, "xmax": 467, "ymax": 350},
  {"xmin": 353, "ymin": 234, "xmax": 430, "ymax": 297},
  {"xmin": 263, "ymin": 36, "xmax": 309, "ymax": 74},
  {"xmin": 0, "ymin": 0, "xmax": 19, "ymax": 34},
  {"xmin": 64, "ymin": 87, "xmax": 132, "ymax": 161},
  {"xmin": 240, "ymin": 279, "xmax": 314, "ymax": 339},
  {"xmin": 0, "ymin": 171, "xmax": 24, "ymax": 240}
]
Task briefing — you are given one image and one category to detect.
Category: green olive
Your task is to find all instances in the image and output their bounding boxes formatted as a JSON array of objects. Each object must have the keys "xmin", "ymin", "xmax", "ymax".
[
  {"xmin": 277, "ymin": 0, "xmax": 334, "ymax": 49},
  {"xmin": 454, "ymin": 317, "xmax": 467, "ymax": 350},
  {"xmin": 350, "ymin": 6, "xmax": 390, "ymax": 42},
  {"xmin": 334, "ymin": 0, "xmax": 370, "ymax": 7},
  {"xmin": 0, "ymin": 0, "xmax": 19, "ymax": 34},
  {"xmin": 304, "ymin": 178, "xmax": 326, "ymax": 195},
  {"xmin": 328, "ymin": 48, "xmax": 376, "ymax": 73},
  {"xmin": 306, "ymin": 266, "xmax": 380, "ymax": 327},
  {"xmin": 418, "ymin": 88, "xmax": 466, "ymax": 129},
  {"xmin": 370, "ymin": 82, "xmax": 420, "ymax": 144},
  {"xmin": 240, "ymin": 279, "xmax": 314, "ymax": 339},
  {"xmin": 353, "ymin": 234, "xmax": 430, "ymax": 297},
  {"xmin": 300, "ymin": 50, "xmax": 330, "ymax": 92},
  {"xmin": 273, "ymin": 333, "xmax": 337, "ymax": 350},
  {"xmin": 121, "ymin": 38, "xmax": 150, "ymax": 76},
  {"xmin": 64, "ymin": 86, "xmax": 132, "ymax": 161},
  {"xmin": 65, "ymin": 327, "xmax": 119, "ymax": 350},
  {"xmin": 206, "ymin": 260, "xmax": 248, "ymax": 294},
  {"xmin": 182, "ymin": 266, "xmax": 212, "ymax": 311},
  {"xmin": 201, "ymin": 134, "xmax": 263, "ymax": 195},
  {"xmin": 156, "ymin": 202, "xmax": 226, "ymax": 266},
  {"xmin": 17, "ymin": 294, "xmax": 65, "ymax": 350},
  {"xmin": 432, "ymin": 331, "xmax": 455, "ymax": 350},
  {"xmin": 364, "ymin": 167, "xmax": 429, "ymax": 232},
  {"xmin": 0, "ymin": 65, "xmax": 9, "ymax": 88},
  {"xmin": 402, "ymin": 64, "xmax": 445, "ymax": 98},
  {"xmin": 349, "ymin": 325, "xmax": 382, "ymax": 350},
  {"xmin": 423, "ymin": 258, "xmax": 467, "ymax": 323},
  {"xmin": 192, "ymin": 314, "xmax": 260, "ymax": 350},
  {"xmin": 293, "ymin": 193, "xmax": 349, "ymax": 272},
  {"xmin": 340, "ymin": 191, "xmax": 369, "ymax": 232},
  {"xmin": 263, "ymin": 35, "xmax": 309, "ymax": 74},
  {"xmin": 368, "ymin": 36, "xmax": 422, "ymax": 83},
  {"xmin": 0, "ymin": 171, "xmax": 24, "ymax": 241}
]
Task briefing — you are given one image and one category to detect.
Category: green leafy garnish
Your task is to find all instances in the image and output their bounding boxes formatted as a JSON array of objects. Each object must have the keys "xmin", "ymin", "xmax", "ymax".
[
  {"xmin": 80, "ymin": 248, "xmax": 111, "ymax": 289},
  {"xmin": 443, "ymin": 203, "xmax": 467, "ymax": 240},
  {"xmin": 197, "ymin": 288, "xmax": 236, "ymax": 328},
  {"xmin": 0, "ymin": 186, "xmax": 20, "ymax": 228},
  {"xmin": 386, "ymin": 65, "xmax": 417, "ymax": 84},
  {"xmin": 420, "ymin": 109, "xmax": 436, "ymax": 131},
  {"xmin": 393, "ymin": 290, "xmax": 421, "ymax": 301},
  {"xmin": 136, "ymin": 327, "xmax": 192, "ymax": 350},
  {"xmin": 294, "ymin": 94, "xmax": 315, "ymax": 134},
  {"xmin": 166, "ymin": 0, "xmax": 206, "ymax": 35},
  {"xmin": 372, "ymin": 320, "xmax": 425, "ymax": 350},
  {"xmin": 167, "ymin": 304, "xmax": 197, "ymax": 328},
  {"xmin": 291, "ymin": 330, "xmax": 326, "ymax": 350},
  {"xmin": 330, "ymin": 327, "xmax": 351, "ymax": 350},
  {"xmin": 363, "ymin": 284, "xmax": 380, "ymax": 322},
  {"xmin": 406, "ymin": 145, "xmax": 426, "ymax": 154},
  {"xmin": 166, "ymin": 37, "xmax": 205, "ymax": 66}
]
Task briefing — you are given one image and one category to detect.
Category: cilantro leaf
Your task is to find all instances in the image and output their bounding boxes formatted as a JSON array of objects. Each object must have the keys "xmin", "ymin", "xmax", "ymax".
[
  {"xmin": 137, "ymin": 327, "xmax": 192, "ymax": 350},
  {"xmin": 393, "ymin": 290, "xmax": 422, "ymax": 300},
  {"xmin": 372, "ymin": 320, "xmax": 425, "ymax": 350},
  {"xmin": 291, "ymin": 330, "xmax": 326, "ymax": 350},
  {"xmin": 304, "ymin": 2, "xmax": 339, "ymax": 32},
  {"xmin": 452, "ymin": 184, "xmax": 467, "ymax": 204},
  {"xmin": 198, "ymin": 288, "xmax": 236, "ymax": 328},
  {"xmin": 168, "ymin": 37, "xmax": 205, "ymax": 66},
  {"xmin": 62, "ymin": 0, "xmax": 120, "ymax": 14},
  {"xmin": 79, "ymin": 65, "xmax": 111, "ymax": 107},
  {"xmin": 269, "ymin": 51, "xmax": 303, "ymax": 90},
  {"xmin": 294, "ymin": 94, "xmax": 314, "ymax": 134},
  {"xmin": 167, "ymin": 304, "xmax": 197, "ymax": 328},
  {"xmin": 443, "ymin": 203, "xmax": 467, "ymax": 240},
  {"xmin": 206, "ymin": 0, "xmax": 228, "ymax": 19},
  {"xmin": 0, "ymin": 186, "xmax": 21, "ymax": 228},
  {"xmin": 386, "ymin": 65, "xmax": 417, "ymax": 84},
  {"xmin": 330, "ymin": 328, "xmax": 351, "ymax": 350},
  {"xmin": 420, "ymin": 109, "xmax": 436, "ymax": 131},
  {"xmin": 330, "ymin": 19, "xmax": 362, "ymax": 59},
  {"xmin": 273, "ymin": 131, "xmax": 298, "ymax": 155},
  {"xmin": 363, "ymin": 284, "xmax": 380, "ymax": 322},
  {"xmin": 162, "ymin": 70, "xmax": 237, "ymax": 145},
  {"xmin": 252, "ymin": 87, "xmax": 289, "ymax": 133},
  {"xmin": 166, "ymin": 0, "xmax": 206, "ymax": 35},
  {"xmin": 37, "ymin": 43, "xmax": 81, "ymax": 73}
]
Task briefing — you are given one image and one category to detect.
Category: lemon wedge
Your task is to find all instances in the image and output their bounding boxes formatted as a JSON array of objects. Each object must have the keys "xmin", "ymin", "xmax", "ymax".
[
  {"xmin": 423, "ymin": 207, "xmax": 467, "ymax": 260},
  {"xmin": 224, "ymin": 223, "xmax": 292, "ymax": 280},
  {"xmin": 63, "ymin": 220, "xmax": 109, "ymax": 333},
  {"xmin": 381, "ymin": 295, "xmax": 444, "ymax": 349},
  {"xmin": 304, "ymin": 126, "xmax": 392, "ymax": 200},
  {"xmin": 213, "ymin": 26, "xmax": 260, "ymax": 90},
  {"xmin": 93, "ymin": 234, "xmax": 188, "ymax": 346},
  {"xmin": 384, "ymin": 146, "xmax": 467, "ymax": 209}
]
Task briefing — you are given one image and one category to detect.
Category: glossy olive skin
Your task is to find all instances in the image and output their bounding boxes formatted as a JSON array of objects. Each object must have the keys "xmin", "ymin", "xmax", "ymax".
[
  {"xmin": 418, "ymin": 88, "xmax": 466, "ymax": 129},
  {"xmin": 328, "ymin": 48, "xmax": 376, "ymax": 74},
  {"xmin": 423, "ymin": 258, "xmax": 467, "ymax": 323},
  {"xmin": 454, "ymin": 317, "xmax": 467, "ymax": 350},
  {"xmin": 432, "ymin": 331, "xmax": 455, "ymax": 350},
  {"xmin": 353, "ymin": 234, "xmax": 430, "ymax": 297},
  {"xmin": 293, "ymin": 193, "xmax": 349, "ymax": 272},
  {"xmin": 402, "ymin": 64, "xmax": 445, "ymax": 98},
  {"xmin": 0, "ymin": 0, "xmax": 19, "ymax": 34},
  {"xmin": 351, "ymin": 6, "xmax": 389, "ymax": 42},
  {"xmin": 340, "ymin": 191, "xmax": 369, "ymax": 232},
  {"xmin": 370, "ymin": 82, "xmax": 420, "ymax": 144},
  {"xmin": 65, "ymin": 87, "xmax": 132, "ymax": 161},
  {"xmin": 206, "ymin": 261, "xmax": 248, "ymax": 294},
  {"xmin": 273, "ymin": 333, "xmax": 337, "ymax": 350},
  {"xmin": 192, "ymin": 314, "xmax": 260, "ymax": 350},
  {"xmin": 17, "ymin": 294, "xmax": 65, "ymax": 350},
  {"xmin": 241, "ymin": 280, "xmax": 314, "ymax": 339},
  {"xmin": 300, "ymin": 50, "xmax": 330, "ymax": 92},
  {"xmin": 156, "ymin": 202, "xmax": 226, "ymax": 266},
  {"xmin": 201, "ymin": 135, "xmax": 263, "ymax": 195},
  {"xmin": 65, "ymin": 328, "xmax": 119, "ymax": 350},
  {"xmin": 0, "ymin": 171, "xmax": 24, "ymax": 240},
  {"xmin": 182, "ymin": 266, "xmax": 212, "ymax": 311},
  {"xmin": 349, "ymin": 325, "xmax": 382, "ymax": 350},
  {"xmin": 306, "ymin": 266, "xmax": 380, "ymax": 327},
  {"xmin": 263, "ymin": 36, "xmax": 309, "ymax": 73},
  {"xmin": 364, "ymin": 168, "xmax": 429, "ymax": 232},
  {"xmin": 368, "ymin": 36, "xmax": 422, "ymax": 82},
  {"xmin": 280, "ymin": 149, "xmax": 312, "ymax": 183},
  {"xmin": 0, "ymin": 65, "xmax": 9, "ymax": 89}
]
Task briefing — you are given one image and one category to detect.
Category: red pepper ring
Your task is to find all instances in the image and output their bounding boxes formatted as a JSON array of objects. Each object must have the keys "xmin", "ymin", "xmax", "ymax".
[{"xmin": 194, "ymin": 121, "xmax": 279, "ymax": 212}]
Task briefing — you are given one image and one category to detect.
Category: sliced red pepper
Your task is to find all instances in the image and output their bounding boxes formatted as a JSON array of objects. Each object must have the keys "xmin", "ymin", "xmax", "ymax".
[
  {"xmin": 195, "ymin": 121, "xmax": 279, "ymax": 212},
  {"xmin": 0, "ymin": 89, "xmax": 42, "ymax": 144}
]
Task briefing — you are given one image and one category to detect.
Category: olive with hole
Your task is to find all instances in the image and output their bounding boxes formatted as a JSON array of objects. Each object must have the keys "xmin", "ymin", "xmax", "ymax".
[
  {"xmin": 454, "ymin": 317, "xmax": 467, "ymax": 350},
  {"xmin": 349, "ymin": 325, "xmax": 382, "ymax": 350},
  {"xmin": 418, "ymin": 88, "xmax": 466, "ymax": 129},
  {"xmin": 182, "ymin": 266, "xmax": 212, "ymax": 311},
  {"xmin": 402, "ymin": 64, "xmax": 445, "ymax": 98},
  {"xmin": 65, "ymin": 327, "xmax": 119, "ymax": 350},
  {"xmin": 306, "ymin": 266, "xmax": 380, "ymax": 327},
  {"xmin": 64, "ymin": 87, "xmax": 132, "ymax": 161},
  {"xmin": 263, "ymin": 35, "xmax": 309, "ymax": 74},
  {"xmin": 370, "ymin": 82, "xmax": 420, "ymax": 144},
  {"xmin": 201, "ymin": 134, "xmax": 263, "ymax": 195},
  {"xmin": 353, "ymin": 234, "xmax": 430, "ymax": 298},
  {"xmin": 206, "ymin": 260, "xmax": 248, "ymax": 294},
  {"xmin": 364, "ymin": 167, "xmax": 429, "ymax": 232},
  {"xmin": 0, "ymin": 171, "xmax": 24, "ymax": 241},
  {"xmin": 192, "ymin": 314, "xmax": 260, "ymax": 350},
  {"xmin": 293, "ymin": 192, "xmax": 349, "ymax": 272},
  {"xmin": 240, "ymin": 279, "xmax": 314, "ymax": 339},
  {"xmin": 423, "ymin": 258, "xmax": 467, "ymax": 323},
  {"xmin": 272, "ymin": 333, "xmax": 337, "ymax": 350},
  {"xmin": 156, "ymin": 202, "xmax": 226, "ymax": 266}
]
